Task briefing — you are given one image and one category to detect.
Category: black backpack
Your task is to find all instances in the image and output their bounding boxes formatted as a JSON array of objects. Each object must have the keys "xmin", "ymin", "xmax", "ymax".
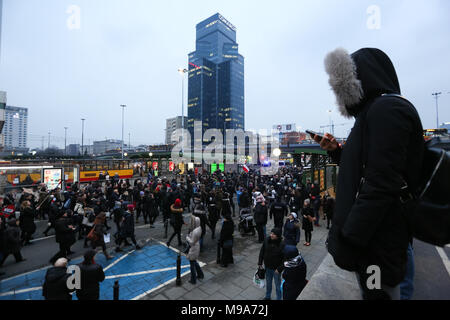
[{"xmin": 362, "ymin": 94, "xmax": 450, "ymax": 247}]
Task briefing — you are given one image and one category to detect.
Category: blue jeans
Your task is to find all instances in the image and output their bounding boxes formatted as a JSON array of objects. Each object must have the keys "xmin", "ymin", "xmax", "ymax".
[
  {"xmin": 400, "ymin": 243, "xmax": 415, "ymax": 300},
  {"xmin": 265, "ymin": 268, "xmax": 282, "ymax": 300},
  {"xmin": 190, "ymin": 260, "xmax": 204, "ymax": 284}
]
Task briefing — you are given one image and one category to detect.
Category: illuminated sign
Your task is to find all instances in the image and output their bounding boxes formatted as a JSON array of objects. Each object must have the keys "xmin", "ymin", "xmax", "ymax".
[{"xmin": 43, "ymin": 168, "xmax": 63, "ymax": 190}]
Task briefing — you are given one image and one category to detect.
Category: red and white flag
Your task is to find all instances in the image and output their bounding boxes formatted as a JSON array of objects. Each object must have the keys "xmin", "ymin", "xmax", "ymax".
[{"xmin": 243, "ymin": 165, "xmax": 250, "ymax": 173}]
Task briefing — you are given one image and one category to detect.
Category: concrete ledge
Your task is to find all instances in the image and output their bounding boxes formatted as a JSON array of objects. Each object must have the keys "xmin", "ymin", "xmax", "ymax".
[{"xmin": 299, "ymin": 254, "xmax": 362, "ymax": 300}]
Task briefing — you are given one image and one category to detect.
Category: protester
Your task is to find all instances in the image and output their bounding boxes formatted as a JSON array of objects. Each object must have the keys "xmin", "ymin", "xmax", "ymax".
[
  {"xmin": 76, "ymin": 250, "xmax": 106, "ymax": 300},
  {"xmin": 219, "ymin": 215, "xmax": 235, "ymax": 268},
  {"xmin": 258, "ymin": 228, "xmax": 285, "ymax": 301},
  {"xmin": 115, "ymin": 206, "xmax": 141, "ymax": 252},
  {"xmin": 42, "ymin": 258, "xmax": 75, "ymax": 300},
  {"xmin": 88, "ymin": 212, "xmax": 113, "ymax": 260},
  {"xmin": 0, "ymin": 219, "xmax": 26, "ymax": 267},
  {"xmin": 186, "ymin": 215, "xmax": 204, "ymax": 284},
  {"xmin": 323, "ymin": 192, "xmax": 335, "ymax": 230},
  {"xmin": 19, "ymin": 200, "xmax": 36, "ymax": 246},
  {"xmin": 283, "ymin": 212, "xmax": 300, "ymax": 246},
  {"xmin": 49, "ymin": 210, "xmax": 76, "ymax": 264},
  {"xmin": 282, "ymin": 245, "xmax": 307, "ymax": 300},
  {"xmin": 167, "ymin": 199, "xmax": 185, "ymax": 248},
  {"xmin": 254, "ymin": 195, "xmax": 268, "ymax": 243},
  {"xmin": 270, "ymin": 196, "xmax": 288, "ymax": 230},
  {"xmin": 301, "ymin": 199, "xmax": 314, "ymax": 246},
  {"xmin": 321, "ymin": 47, "xmax": 425, "ymax": 300}
]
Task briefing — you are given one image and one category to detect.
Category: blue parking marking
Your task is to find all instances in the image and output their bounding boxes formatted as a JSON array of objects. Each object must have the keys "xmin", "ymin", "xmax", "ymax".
[{"xmin": 0, "ymin": 243, "xmax": 195, "ymax": 300}]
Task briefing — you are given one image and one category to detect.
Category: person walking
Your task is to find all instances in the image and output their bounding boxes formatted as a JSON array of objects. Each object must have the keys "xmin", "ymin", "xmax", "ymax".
[
  {"xmin": 0, "ymin": 219, "xmax": 26, "ymax": 267},
  {"xmin": 76, "ymin": 250, "xmax": 105, "ymax": 300},
  {"xmin": 321, "ymin": 47, "xmax": 425, "ymax": 300},
  {"xmin": 115, "ymin": 206, "xmax": 141, "ymax": 252},
  {"xmin": 42, "ymin": 258, "xmax": 75, "ymax": 300},
  {"xmin": 167, "ymin": 199, "xmax": 185, "ymax": 248},
  {"xmin": 218, "ymin": 215, "xmax": 235, "ymax": 268},
  {"xmin": 258, "ymin": 228, "xmax": 285, "ymax": 301},
  {"xmin": 301, "ymin": 199, "xmax": 314, "ymax": 246},
  {"xmin": 253, "ymin": 195, "xmax": 268, "ymax": 243},
  {"xmin": 282, "ymin": 245, "xmax": 308, "ymax": 300},
  {"xmin": 270, "ymin": 196, "xmax": 289, "ymax": 231},
  {"xmin": 323, "ymin": 192, "xmax": 335, "ymax": 230},
  {"xmin": 309, "ymin": 183, "xmax": 321, "ymax": 227},
  {"xmin": 87, "ymin": 212, "xmax": 113, "ymax": 260},
  {"xmin": 283, "ymin": 212, "xmax": 301, "ymax": 246},
  {"xmin": 50, "ymin": 211, "xmax": 76, "ymax": 264},
  {"xmin": 19, "ymin": 200, "xmax": 36, "ymax": 246},
  {"xmin": 186, "ymin": 215, "xmax": 204, "ymax": 285}
]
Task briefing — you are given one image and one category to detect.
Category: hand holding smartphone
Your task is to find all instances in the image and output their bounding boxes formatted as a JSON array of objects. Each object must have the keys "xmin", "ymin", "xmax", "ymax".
[{"xmin": 306, "ymin": 130, "xmax": 326, "ymax": 141}]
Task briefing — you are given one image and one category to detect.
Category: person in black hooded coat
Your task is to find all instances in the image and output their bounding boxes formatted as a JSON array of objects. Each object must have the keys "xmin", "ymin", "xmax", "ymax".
[
  {"xmin": 319, "ymin": 48, "xmax": 425, "ymax": 300},
  {"xmin": 282, "ymin": 245, "xmax": 307, "ymax": 300}
]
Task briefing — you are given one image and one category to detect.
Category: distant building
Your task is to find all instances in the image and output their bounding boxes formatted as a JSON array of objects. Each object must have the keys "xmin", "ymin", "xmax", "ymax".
[
  {"xmin": 93, "ymin": 139, "xmax": 123, "ymax": 155},
  {"xmin": 4, "ymin": 106, "xmax": 28, "ymax": 149},
  {"xmin": 187, "ymin": 13, "xmax": 245, "ymax": 145},
  {"xmin": 81, "ymin": 145, "xmax": 94, "ymax": 156},
  {"xmin": 440, "ymin": 122, "xmax": 450, "ymax": 132},
  {"xmin": 166, "ymin": 116, "xmax": 187, "ymax": 145},
  {"xmin": 0, "ymin": 91, "xmax": 5, "ymax": 149},
  {"xmin": 67, "ymin": 144, "xmax": 80, "ymax": 156}
]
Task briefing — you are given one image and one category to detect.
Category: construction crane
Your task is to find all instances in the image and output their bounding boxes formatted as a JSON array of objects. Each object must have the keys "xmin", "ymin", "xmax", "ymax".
[{"xmin": 320, "ymin": 122, "xmax": 349, "ymax": 137}]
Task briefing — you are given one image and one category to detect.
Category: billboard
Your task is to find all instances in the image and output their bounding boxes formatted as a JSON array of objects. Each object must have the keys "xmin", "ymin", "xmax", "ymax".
[
  {"xmin": 273, "ymin": 124, "xmax": 296, "ymax": 133},
  {"xmin": 43, "ymin": 168, "xmax": 63, "ymax": 190}
]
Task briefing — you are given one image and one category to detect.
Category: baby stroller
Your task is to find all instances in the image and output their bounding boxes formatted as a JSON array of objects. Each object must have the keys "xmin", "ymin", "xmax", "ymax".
[{"xmin": 238, "ymin": 208, "xmax": 256, "ymax": 236}]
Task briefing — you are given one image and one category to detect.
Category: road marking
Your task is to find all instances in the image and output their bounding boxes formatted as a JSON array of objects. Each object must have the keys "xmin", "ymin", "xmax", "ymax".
[
  {"xmin": 103, "ymin": 250, "xmax": 136, "ymax": 272},
  {"xmin": 436, "ymin": 247, "xmax": 450, "ymax": 277},
  {"xmin": 131, "ymin": 269, "xmax": 192, "ymax": 300},
  {"xmin": 0, "ymin": 286, "xmax": 42, "ymax": 297},
  {"xmin": 105, "ymin": 265, "xmax": 190, "ymax": 280},
  {"xmin": 30, "ymin": 235, "xmax": 55, "ymax": 243}
]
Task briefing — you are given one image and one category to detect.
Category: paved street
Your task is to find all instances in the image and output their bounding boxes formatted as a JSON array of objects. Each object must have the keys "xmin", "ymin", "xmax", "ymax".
[{"xmin": 1, "ymin": 203, "xmax": 449, "ymax": 300}]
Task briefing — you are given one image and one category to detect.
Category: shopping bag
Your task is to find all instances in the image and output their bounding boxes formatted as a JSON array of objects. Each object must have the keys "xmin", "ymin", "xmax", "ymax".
[
  {"xmin": 104, "ymin": 233, "xmax": 111, "ymax": 244},
  {"xmin": 253, "ymin": 270, "xmax": 266, "ymax": 289}
]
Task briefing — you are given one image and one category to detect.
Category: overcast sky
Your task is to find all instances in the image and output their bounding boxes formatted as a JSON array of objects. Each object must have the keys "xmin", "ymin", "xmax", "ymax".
[{"xmin": 0, "ymin": 0, "xmax": 449, "ymax": 149}]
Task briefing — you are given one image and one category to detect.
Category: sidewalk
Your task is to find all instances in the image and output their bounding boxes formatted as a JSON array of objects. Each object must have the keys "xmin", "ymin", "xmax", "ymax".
[{"xmin": 141, "ymin": 218, "xmax": 330, "ymax": 300}]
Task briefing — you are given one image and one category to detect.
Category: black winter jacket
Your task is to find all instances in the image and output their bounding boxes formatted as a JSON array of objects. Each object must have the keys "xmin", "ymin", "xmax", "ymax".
[
  {"xmin": 258, "ymin": 237, "xmax": 285, "ymax": 273},
  {"xmin": 76, "ymin": 263, "xmax": 105, "ymax": 300},
  {"xmin": 253, "ymin": 203, "xmax": 268, "ymax": 226},
  {"xmin": 42, "ymin": 267, "xmax": 74, "ymax": 300},
  {"xmin": 326, "ymin": 48, "xmax": 425, "ymax": 286}
]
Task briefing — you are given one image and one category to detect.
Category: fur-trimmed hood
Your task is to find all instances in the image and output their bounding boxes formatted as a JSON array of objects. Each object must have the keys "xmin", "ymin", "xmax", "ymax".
[{"xmin": 324, "ymin": 48, "xmax": 401, "ymax": 118}]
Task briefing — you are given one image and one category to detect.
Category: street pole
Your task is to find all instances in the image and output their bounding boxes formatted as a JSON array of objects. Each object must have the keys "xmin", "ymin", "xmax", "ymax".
[
  {"xmin": 48, "ymin": 132, "xmax": 51, "ymax": 150},
  {"xmin": 120, "ymin": 105, "xmax": 126, "ymax": 159},
  {"xmin": 81, "ymin": 119, "xmax": 85, "ymax": 157},
  {"xmin": 432, "ymin": 92, "xmax": 442, "ymax": 129},
  {"xmin": 64, "ymin": 127, "xmax": 68, "ymax": 156}
]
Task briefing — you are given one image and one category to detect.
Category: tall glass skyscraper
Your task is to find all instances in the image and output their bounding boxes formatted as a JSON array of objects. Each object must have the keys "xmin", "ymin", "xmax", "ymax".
[{"xmin": 187, "ymin": 13, "xmax": 245, "ymax": 145}]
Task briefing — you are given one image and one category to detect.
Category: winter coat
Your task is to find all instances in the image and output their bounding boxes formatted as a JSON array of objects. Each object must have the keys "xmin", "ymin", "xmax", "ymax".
[
  {"xmin": 219, "ymin": 219, "xmax": 235, "ymax": 244},
  {"xmin": 170, "ymin": 205, "xmax": 184, "ymax": 228},
  {"xmin": 258, "ymin": 237, "xmax": 285, "ymax": 273},
  {"xmin": 253, "ymin": 203, "xmax": 268, "ymax": 226},
  {"xmin": 301, "ymin": 207, "xmax": 314, "ymax": 232},
  {"xmin": 55, "ymin": 217, "xmax": 75, "ymax": 246},
  {"xmin": 324, "ymin": 197, "xmax": 335, "ymax": 219},
  {"xmin": 42, "ymin": 267, "xmax": 74, "ymax": 300},
  {"xmin": 283, "ymin": 219, "xmax": 301, "ymax": 245},
  {"xmin": 324, "ymin": 48, "xmax": 425, "ymax": 286},
  {"xmin": 76, "ymin": 263, "xmax": 105, "ymax": 300},
  {"xmin": 119, "ymin": 212, "xmax": 135, "ymax": 238},
  {"xmin": 19, "ymin": 206, "xmax": 36, "ymax": 234},
  {"xmin": 186, "ymin": 216, "xmax": 202, "ymax": 261},
  {"xmin": 4, "ymin": 219, "xmax": 22, "ymax": 253},
  {"xmin": 270, "ymin": 201, "xmax": 288, "ymax": 222},
  {"xmin": 282, "ymin": 254, "xmax": 308, "ymax": 300}
]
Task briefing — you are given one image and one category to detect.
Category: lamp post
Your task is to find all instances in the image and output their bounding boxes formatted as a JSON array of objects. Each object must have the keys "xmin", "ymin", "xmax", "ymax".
[
  {"xmin": 432, "ymin": 92, "xmax": 442, "ymax": 129},
  {"xmin": 81, "ymin": 118, "xmax": 85, "ymax": 157},
  {"xmin": 48, "ymin": 132, "xmax": 51, "ymax": 150},
  {"xmin": 178, "ymin": 68, "xmax": 188, "ymax": 156},
  {"xmin": 64, "ymin": 127, "xmax": 68, "ymax": 156},
  {"xmin": 120, "ymin": 105, "xmax": 126, "ymax": 159}
]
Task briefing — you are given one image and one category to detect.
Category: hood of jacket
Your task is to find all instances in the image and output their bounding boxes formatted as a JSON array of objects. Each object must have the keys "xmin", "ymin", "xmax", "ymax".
[
  {"xmin": 324, "ymin": 47, "xmax": 401, "ymax": 118},
  {"xmin": 190, "ymin": 215, "xmax": 201, "ymax": 231},
  {"xmin": 46, "ymin": 267, "xmax": 68, "ymax": 283},
  {"xmin": 284, "ymin": 254, "xmax": 305, "ymax": 269}
]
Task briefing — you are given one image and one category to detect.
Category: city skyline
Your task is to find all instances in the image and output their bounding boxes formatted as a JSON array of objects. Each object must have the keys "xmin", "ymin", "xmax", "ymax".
[{"xmin": 0, "ymin": 0, "xmax": 449, "ymax": 150}]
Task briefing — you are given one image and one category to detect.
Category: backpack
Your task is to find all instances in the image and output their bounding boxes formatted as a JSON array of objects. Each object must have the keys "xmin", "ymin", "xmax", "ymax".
[{"xmin": 362, "ymin": 94, "xmax": 450, "ymax": 247}]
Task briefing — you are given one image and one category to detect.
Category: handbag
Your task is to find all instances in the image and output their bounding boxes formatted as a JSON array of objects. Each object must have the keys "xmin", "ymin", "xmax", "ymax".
[{"xmin": 183, "ymin": 241, "xmax": 191, "ymax": 255}]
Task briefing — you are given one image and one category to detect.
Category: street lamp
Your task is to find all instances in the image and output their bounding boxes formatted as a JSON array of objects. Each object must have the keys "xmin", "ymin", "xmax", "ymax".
[
  {"xmin": 432, "ymin": 92, "xmax": 442, "ymax": 129},
  {"xmin": 81, "ymin": 118, "xmax": 85, "ymax": 157},
  {"xmin": 178, "ymin": 68, "xmax": 188, "ymax": 157},
  {"xmin": 273, "ymin": 148, "xmax": 282, "ymax": 158},
  {"xmin": 120, "ymin": 105, "xmax": 127, "ymax": 159},
  {"xmin": 64, "ymin": 127, "xmax": 68, "ymax": 156},
  {"xmin": 124, "ymin": 152, "xmax": 128, "ymax": 157},
  {"xmin": 149, "ymin": 152, "xmax": 153, "ymax": 158}
]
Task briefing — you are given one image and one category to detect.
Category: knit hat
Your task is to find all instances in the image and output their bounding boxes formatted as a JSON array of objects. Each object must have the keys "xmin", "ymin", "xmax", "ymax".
[
  {"xmin": 284, "ymin": 245, "xmax": 299, "ymax": 260},
  {"xmin": 175, "ymin": 199, "xmax": 182, "ymax": 207},
  {"xmin": 271, "ymin": 228, "xmax": 282, "ymax": 238}
]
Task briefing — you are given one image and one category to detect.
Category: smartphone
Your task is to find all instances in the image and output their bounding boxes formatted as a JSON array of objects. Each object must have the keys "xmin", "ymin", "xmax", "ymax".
[{"xmin": 306, "ymin": 130, "xmax": 325, "ymax": 140}]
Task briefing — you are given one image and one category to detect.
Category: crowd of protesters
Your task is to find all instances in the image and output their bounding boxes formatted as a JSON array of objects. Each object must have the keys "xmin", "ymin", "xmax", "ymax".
[{"xmin": 0, "ymin": 166, "xmax": 335, "ymax": 300}]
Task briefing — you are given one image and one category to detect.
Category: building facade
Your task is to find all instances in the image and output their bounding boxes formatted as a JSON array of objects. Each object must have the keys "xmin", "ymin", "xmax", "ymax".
[
  {"xmin": 93, "ymin": 139, "xmax": 123, "ymax": 155},
  {"xmin": 4, "ymin": 106, "xmax": 28, "ymax": 149},
  {"xmin": 67, "ymin": 144, "xmax": 80, "ymax": 156},
  {"xmin": 165, "ymin": 116, "xmax": 187, "ymax": 145},
  {"xmin": 187, "ymin": 13, "xmax": 245, "ymax": 146}
]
